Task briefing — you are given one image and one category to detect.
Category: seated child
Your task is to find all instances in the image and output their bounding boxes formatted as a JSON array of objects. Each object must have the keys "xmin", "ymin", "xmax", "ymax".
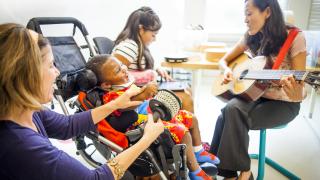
[{"xmin": 86, "ymin": 54, "xmax": 220, "ymax": 180}]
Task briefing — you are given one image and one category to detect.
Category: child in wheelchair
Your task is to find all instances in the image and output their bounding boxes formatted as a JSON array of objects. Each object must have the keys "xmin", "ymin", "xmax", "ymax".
[{"xmin": 84, "ymin": 54, "xmax": 219, "ymax": 180}]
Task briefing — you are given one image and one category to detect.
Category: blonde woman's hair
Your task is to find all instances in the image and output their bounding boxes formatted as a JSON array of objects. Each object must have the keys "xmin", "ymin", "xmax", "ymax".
[{"xmin": 0, "ymin": 23, "xmax": 48, "ymax": 117}]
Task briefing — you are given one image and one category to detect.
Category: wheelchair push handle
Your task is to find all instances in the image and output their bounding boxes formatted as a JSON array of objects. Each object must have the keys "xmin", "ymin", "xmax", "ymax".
[{"xmin": 26, "ymin": 17, "xmax": 89, "ymax": 36}]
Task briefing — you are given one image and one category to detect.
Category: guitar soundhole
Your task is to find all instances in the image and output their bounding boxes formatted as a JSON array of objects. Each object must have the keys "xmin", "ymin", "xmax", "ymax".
[{"xmin": 239, "ymin": 69, "xmax": 249, "ymax": 80}]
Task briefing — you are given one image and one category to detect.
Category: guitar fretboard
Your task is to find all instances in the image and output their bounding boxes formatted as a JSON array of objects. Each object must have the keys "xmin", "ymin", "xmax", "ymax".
[{"xmin": 241, "ymin": 70, "xmax": 308, "ymax": 81}]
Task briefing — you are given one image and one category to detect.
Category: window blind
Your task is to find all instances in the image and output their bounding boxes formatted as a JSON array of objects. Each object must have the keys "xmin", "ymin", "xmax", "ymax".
[{"xmin": 308, "ymin": 0, "xmax": 320, "ymax": 30}]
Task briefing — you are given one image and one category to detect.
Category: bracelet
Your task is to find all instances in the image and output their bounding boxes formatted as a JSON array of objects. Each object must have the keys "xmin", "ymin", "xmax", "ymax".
[{"xmin": 107, "ymin": 158, "xmax": 125, "ymax": 180}]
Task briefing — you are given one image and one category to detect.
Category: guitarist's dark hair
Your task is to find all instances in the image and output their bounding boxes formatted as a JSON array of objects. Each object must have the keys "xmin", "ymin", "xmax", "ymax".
[{"xmin": 244, "ymin": 0, "xmax": 293, "ymax": 57}]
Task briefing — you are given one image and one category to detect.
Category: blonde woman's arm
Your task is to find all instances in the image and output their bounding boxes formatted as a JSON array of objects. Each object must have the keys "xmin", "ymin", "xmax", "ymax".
[
  {"xmin": 107, "ymin": 115, "xmax": 164, "ymax": 179},
  {"xmin": 91, "ymin": 85, "xmax": 142, "ymax": 124}
]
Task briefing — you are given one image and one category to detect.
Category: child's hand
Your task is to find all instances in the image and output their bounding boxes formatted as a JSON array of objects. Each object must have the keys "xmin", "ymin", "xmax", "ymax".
[
  {"xmin": 131, "ymin": 82, "xmax": 158, "ymax": 101},
  {"xmin": 114, "ymin": 85, "xmax": 143, "ymax": 109},
  {"xmin": 156, "ymin": 67, "xmax": 173, "ymax": 81},
  {"xmin": 143, "ymin": 82, "xmax": 158, "ymax": 98}
]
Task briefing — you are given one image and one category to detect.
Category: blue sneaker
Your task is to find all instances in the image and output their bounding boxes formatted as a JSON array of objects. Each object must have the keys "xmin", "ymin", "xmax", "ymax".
[
  {"xmin": 195, "ymin": 149, "xmax": 220, "ymax": 165},
  {"xmin": 200, "ymin": 162, "xmax": 218, "ymax": 177},
  {"xmin": 189, "ymin": 168, "xmax": 213, "ymax": 180}
]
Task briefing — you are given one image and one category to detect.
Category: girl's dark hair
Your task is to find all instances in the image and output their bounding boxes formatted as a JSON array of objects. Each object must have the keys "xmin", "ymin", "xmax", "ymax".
[
  {"xmin": 244, "ymin": 0, "xmax": 291, "ymax": 57},
  {"xmin": 114, "ymin": 6, "xmax": 162, "ymax": 70}
]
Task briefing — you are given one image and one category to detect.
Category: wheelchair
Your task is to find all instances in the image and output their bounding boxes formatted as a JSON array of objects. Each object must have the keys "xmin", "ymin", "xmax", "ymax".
[{"xmin": 27, "ymin": 17, "xmax": 189, "ymax": 180}]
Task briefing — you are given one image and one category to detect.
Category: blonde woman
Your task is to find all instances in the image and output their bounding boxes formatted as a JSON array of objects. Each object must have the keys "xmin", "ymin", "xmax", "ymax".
[{"xmin": 0, "ymin": 23, "xmax": 164, "ymax": 180}]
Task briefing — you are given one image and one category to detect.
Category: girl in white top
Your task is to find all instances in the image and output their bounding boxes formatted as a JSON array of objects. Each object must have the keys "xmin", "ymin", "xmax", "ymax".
[{"xmin": 113, "ymin": 6, "xmax": 195, "ymax": 113}]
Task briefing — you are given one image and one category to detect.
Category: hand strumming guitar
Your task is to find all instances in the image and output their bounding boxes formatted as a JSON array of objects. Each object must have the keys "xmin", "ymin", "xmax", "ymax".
[
  {"xmin": 219, "ymin": 58, "xmax": 233, "ymax": 84},
  {"xmin": 223, "ymin": 68, "xmax": 233, "ymax": 84}
]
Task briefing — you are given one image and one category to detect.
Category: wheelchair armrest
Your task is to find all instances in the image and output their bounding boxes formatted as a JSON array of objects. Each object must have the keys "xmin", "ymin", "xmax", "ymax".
[{"xmin": 125, "ymin": 128, "xmax": 143, "ymax": 143}]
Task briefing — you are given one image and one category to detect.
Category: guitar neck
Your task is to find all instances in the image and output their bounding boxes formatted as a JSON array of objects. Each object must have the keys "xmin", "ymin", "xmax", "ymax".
[{"xmin": 241, "ymin": 70, "xmax": 308, "ymax": 81}]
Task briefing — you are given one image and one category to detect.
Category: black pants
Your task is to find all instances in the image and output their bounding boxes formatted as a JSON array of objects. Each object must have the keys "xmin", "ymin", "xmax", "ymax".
[
  {"xmin": 209, "ymin": 97, "xmax": 300, "ymax": 178},
  {"xmin": 107, "ymin": 110, "xmax": 138, "ymax": 132}
]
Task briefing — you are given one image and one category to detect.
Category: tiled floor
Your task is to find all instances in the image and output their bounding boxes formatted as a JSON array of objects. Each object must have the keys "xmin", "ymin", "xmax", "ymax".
[{"xmin": 51, "ymin": 74, "xmax": 320, "ymax": 180}]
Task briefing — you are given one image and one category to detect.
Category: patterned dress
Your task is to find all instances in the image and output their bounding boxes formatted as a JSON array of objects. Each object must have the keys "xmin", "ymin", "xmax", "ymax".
[{"xmin": 102, "ymin": 88, "xmax": 193, "ymax": 144}]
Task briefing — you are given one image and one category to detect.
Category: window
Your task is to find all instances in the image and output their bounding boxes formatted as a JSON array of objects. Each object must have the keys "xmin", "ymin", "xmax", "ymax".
[
  {"xmin": 308, "ymin": 0, "xmax": 320, "ymax": 30},
  {"xmin": 204, "ymin": 0, "xmax": 288, "ymax": 34}
]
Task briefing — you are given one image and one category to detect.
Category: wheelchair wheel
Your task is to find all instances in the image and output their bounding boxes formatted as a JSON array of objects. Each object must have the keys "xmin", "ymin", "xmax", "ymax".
[
  {"xmin": 128, "ymin": 152, "xmax": 160, "ymax": 177},
  {"xmin": 74, "ymin": 135, "xmax": 113, "ymax": 168},
  {"xmin": 74, "ymin": 130, "xmax": 178, "ymax": 179},
  {"xmin": 75, "ymin": 135, "xmax": 150, "ymax": 180}
]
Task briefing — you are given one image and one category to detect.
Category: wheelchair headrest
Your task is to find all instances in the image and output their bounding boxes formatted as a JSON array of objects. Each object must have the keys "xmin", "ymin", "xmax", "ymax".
[
  {"xmin": 75, "ymin": 69, "xmax": 105, "ymax": 110},
  {"xmin": 93, "ymin": 37, "xmax": 114, "ymax": 54},
  {"xmin": 76, "ymin": 69, "xmax": 98, "ymax": 91}
]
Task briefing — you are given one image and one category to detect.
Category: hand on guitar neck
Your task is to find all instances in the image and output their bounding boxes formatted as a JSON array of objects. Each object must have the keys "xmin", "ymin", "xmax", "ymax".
[{"xmin": 279, "ymin": 74, "xmax": 305, "ymax": 102}]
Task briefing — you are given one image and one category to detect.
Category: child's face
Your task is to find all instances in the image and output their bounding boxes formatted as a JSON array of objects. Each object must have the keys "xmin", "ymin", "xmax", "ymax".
[
  {"xmin": 101, "ymin": 57, "xmax": 129, "ymax": 85},
  {"xmin": 139, "ymin": 28, "xmax": 158, "ymax": 46}
]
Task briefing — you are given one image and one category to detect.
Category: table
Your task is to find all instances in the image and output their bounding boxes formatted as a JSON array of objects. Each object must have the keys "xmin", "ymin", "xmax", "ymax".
[
  {"xmin": 161, "ymin": 55, "xmax": 219, "ymax": 97},
  {"xmin": 161, "ymin": 55, "xmax": 220, "ymax": 112},
  {"xmin": 161, "ymin": 55, "xmax": 219, "ymax": 70}
]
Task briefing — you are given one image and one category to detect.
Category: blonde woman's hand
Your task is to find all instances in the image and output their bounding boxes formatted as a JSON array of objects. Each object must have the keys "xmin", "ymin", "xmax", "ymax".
[
  {"xmin": 141, "ymin": 114, "xmax": 164, "ymax": 144},
  {"xmin": 113, "ymin": 85, "xmax": 143, "ymax": 109},
  {"xmin": 280, "ymin": 74, "xmax": 304, "ymax": 102}
]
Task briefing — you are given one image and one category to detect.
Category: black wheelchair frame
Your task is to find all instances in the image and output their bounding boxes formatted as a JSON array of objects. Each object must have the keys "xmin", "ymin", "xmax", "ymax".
[{"xmin": 27, "ymin": 17, "xmax": 188, "ymax": 180}]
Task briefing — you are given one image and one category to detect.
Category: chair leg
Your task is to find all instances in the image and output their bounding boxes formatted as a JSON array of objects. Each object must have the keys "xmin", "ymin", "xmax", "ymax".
[
  {"xmin": 257, "ymin": 129, "xmax": 267, "ymax": 180},
  {"xmin": 250, "ymin": 129, "xmax": 301, "ymax": 180},
  {"xmin": 250, "ymin": 129, "xmax": 266, "ymax": 180},
  {"xmin": 265, "ymin": 157, "xmax": 300, "ymax": 180}
]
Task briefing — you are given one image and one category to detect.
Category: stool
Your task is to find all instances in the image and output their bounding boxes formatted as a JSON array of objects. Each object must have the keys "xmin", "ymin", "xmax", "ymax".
[{"xmin": 250, "ymin": 125, "xmax": 301, "ymax": 180}]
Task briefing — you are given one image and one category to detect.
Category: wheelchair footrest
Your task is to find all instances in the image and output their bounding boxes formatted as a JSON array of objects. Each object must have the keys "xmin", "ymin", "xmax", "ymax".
[{"xmin": 172, "ymin": 144, "xmax": 187, "ymax": 179}]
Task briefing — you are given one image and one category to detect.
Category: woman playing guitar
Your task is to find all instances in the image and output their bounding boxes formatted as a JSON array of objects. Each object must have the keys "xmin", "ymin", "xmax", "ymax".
[{"xmin": 209, "ymin": 0, "xmax": 306, "ymax": 179}]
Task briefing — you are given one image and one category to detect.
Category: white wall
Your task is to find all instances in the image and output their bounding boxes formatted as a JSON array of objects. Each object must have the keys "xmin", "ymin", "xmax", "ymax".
[
  {"xmin": 0, "ymin": 0, "xmax": 185, "ymax": 66},
  {"xmin": 0, "ymin": 0, "xmax": 313, "ymax": 62}
]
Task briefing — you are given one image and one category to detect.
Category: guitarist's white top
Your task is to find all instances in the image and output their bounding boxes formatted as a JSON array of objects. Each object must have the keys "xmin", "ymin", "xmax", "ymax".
[{"xmin": 247, "ymin": 32, "xmax": 306, "ymax": 101}]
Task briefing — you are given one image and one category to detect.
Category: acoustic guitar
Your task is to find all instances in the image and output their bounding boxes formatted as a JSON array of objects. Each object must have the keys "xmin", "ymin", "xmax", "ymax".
[{"xmin": 212, "ymin": 54, "xmax": 320, "ymax": 102}]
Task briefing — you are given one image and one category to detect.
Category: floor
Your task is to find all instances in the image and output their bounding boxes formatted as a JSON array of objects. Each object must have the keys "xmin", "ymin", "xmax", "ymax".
[{"xmin": 50, "ymin": 73, "xmax": 320, "ymax": 180}]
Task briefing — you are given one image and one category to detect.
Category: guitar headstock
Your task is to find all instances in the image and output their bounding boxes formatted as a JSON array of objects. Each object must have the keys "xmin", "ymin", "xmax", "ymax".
[{"xmin": 305, "ymin": 71, "xmax": 320, "ymax": 89}]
